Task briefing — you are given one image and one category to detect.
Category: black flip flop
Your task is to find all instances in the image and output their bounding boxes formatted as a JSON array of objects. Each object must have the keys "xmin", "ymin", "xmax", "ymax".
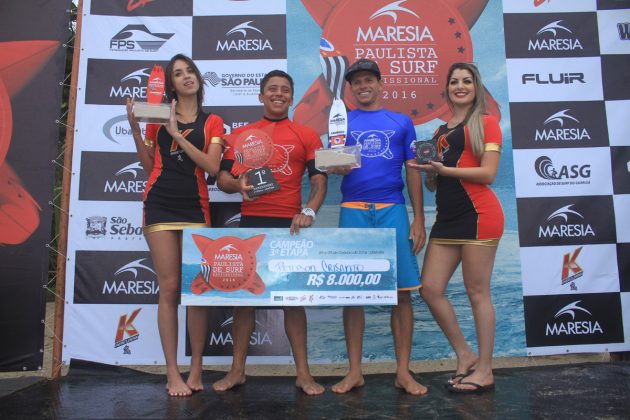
[{"xmin": 447, "ymin": 381, "xmax": 495, "ymax": 394}]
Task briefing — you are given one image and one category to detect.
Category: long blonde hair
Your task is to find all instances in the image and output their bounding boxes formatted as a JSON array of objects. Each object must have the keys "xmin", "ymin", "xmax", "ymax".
[{"xmin": 445, "ymin": 62, "xmax": 487, "ymax": 156}]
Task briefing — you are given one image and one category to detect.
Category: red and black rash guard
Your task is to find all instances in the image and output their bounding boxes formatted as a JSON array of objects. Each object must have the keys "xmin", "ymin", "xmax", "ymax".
[
  {"xmin": 430, "ymin": 115, "xmax": 504, "ymax": 244},
  {"xmin": 221, "ymin": 118, "xmax": 324, "ymax": 219},
  {"xmin": 143, "ymin": 112, "xmax": 223, "ymax": 232}
]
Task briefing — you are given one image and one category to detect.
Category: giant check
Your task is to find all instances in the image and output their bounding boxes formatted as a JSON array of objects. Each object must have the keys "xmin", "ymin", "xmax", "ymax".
[{"xmin": 181, "ymin": 228, "xmax": 397, "ymax": 306}]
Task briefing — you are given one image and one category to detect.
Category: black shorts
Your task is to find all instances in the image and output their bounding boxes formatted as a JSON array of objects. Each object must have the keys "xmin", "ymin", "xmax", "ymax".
[{"xmin": 239, "ymin": 215, "xmax": 292, "ymax": 228}]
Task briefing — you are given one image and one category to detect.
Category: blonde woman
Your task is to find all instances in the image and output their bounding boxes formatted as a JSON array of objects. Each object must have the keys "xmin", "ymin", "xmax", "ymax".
[{"xmin": 410, "ymin": 62, "xmax": 503, "ymax": 393}]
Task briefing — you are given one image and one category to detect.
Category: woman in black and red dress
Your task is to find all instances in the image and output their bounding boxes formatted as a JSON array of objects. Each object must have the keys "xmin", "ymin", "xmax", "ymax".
[
  {"xmin": 410, "ymin": 62, "xmax": 503, "ymax": 394},
  {"xmin": 126, "ymin": 54, "xmax": 224, "ymax": 397}
]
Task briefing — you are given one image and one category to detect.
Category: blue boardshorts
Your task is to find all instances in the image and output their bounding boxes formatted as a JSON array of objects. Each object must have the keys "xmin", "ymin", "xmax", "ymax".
[{"xmin": 339, "ymin": 202, "xmax": 421, "ymax": 290}]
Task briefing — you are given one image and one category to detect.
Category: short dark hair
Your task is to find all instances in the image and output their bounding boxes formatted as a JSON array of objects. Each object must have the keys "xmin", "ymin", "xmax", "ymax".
[
  {"xmin": 260, "ymin": 70, "xmax": 294, "ymax": 97},
  {"xmin": 165, "ymin": 54, "xmax": 204, "ymax": 110}
]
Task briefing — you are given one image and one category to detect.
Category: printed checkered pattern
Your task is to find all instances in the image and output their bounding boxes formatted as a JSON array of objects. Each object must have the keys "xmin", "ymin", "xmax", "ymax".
[{"xmin": 504, "ymin": 0, "xmax": 630, "ymax": 355}]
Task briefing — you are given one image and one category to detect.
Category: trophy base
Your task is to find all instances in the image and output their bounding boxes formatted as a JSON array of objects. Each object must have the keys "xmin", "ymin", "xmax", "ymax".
[
  {"xmin": 315, "ymin": 145, "xmax": 362, "ymax": 171},
  {"xmin": 133, "ymin": 102, "xmax": 171, "ymax": 123}
]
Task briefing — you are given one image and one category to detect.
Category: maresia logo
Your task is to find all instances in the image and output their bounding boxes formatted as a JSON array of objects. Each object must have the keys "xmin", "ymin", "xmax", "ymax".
[
  {"xmin": 75, "ymin": 251, "xmax": 158, "ymax": 304},
  {"xmin": 517, "ymin": 196, "xmax": 616, "ymax": 247},
  {"xmin": 293, "ymin": 0, "xmax": 492, "ymax": 129},
  {"xmin": 115, "ymin": 308, "xmax": 142, "ymax": 348},
  {"xmin": 193, "ymin": 308, "xmax": 290, "ymax": 357},
  {"xmin": 509, "ymin": 102, "xmax": 608, "ymax": 149},
  {"xmin": 192, "ymin": 15, "xmax": 286, "ymax": 60},
  {"xmin": 78, "ymin": 152, "xmax": 146, "ymax": 201},
  {"xmin": 524, "ymin": 294, "xmax": 623, "ymax": 347},
  {"xmin": 110, "ymin": 24, "xmax": 174, "ymax": 52},
  {"xmin": 504, "ymin": 13, "xmax": 598, "ymax": 58},
  {"xmin": 85, "ymin": 59, "xmax": 168, "ymax": 105},
  {"xmin": 90, "ymin": 0, "xmax": 192, "ymax": 16}
]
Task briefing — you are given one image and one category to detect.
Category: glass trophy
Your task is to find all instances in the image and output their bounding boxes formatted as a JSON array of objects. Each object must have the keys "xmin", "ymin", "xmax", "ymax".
[
  {"xmin": 133, "ymin": 65, "xmax": 170, "ymax": 123},
  {"xmin": 225, "ymin": 126, "xmax": 280, "ymax": 197},
  {"xmin": 315, "ymin": 98, "xmax": 361, "ymax": 171},
  {"xmin": 414, "ymin": 138, "xmax": 439, "ymax": 164}
]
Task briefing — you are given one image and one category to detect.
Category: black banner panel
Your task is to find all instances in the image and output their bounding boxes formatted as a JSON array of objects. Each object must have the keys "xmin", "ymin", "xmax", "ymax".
[{"xmin": 0, "ymin": 2, "xmax": 71, "ymax": 371}]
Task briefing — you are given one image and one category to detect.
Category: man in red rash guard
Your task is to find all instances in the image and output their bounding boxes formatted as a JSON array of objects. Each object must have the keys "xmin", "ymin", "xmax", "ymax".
[{"xmin": 214, "ymin": 70, "xmax": 327, "ymax": 395}]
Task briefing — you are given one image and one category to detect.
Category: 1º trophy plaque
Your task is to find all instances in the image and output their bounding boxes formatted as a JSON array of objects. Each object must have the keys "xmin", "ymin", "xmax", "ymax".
[
  {"xmin": 225, "ymin": 126, "xmax": 280, "ymax": 197},
  {"xmin": 133, "ymin": 65, "xmax": 171, "ymax": 123}
]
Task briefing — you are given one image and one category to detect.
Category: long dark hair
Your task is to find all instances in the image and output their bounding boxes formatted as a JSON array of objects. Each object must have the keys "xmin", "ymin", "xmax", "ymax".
[{"xmin": 164, "ymin": 54, "xmax": 204, "ymax": 110}]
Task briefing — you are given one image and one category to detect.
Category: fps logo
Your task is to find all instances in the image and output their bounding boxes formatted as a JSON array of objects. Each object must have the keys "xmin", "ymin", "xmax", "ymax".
[
  {"xmin": 109, "ymin": 25, "xmax": 174, "ymax": 52},
  {"xmin": 115, "ymin": 308, "xmax": 141, "ymax": 348}
]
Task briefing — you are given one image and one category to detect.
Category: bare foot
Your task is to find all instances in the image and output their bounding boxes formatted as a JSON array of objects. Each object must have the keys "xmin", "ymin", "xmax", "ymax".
[
  {"xmin": 212, "ymin": 371, "xmax": 246, "ymax": 392},
  {"xmin": 451, "ymin": 370, "xmax": 494, "ymax": 392},
  {"xmin": 166, "ymin": 379, "xmax": 193, "ymax": 397},
  {"xmin": 449, "ymin": 352, "xmax": 479, "ymax": 385},
  {"xmin": 394, "ymin": 371, "xmax": 428, "ymax": 396},
  {"xmin": 331, "ymin": 372, "xmax": 364, "ymax": 394},
  {"xmin": 295, "ymin": 375, "xmax": 325, "ymax": 396},
  {"xmin": 186, "ymin": 370, "xmax": 204, "ymax": 392}
]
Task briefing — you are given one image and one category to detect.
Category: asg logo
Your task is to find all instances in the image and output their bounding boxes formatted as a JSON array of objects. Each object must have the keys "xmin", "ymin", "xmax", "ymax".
[
  {"xmin": 561, "ymin": 246, "xmax": 583, "ymax": 289},
  {"xmin": 115, "ymin": 308, "xmax": 142, "ymax": 348},
  {"xmin": 85, "ymin": 216, "xmax": 143, "ymax": 240},
  {"xmin": 102, "ymin": 114, "xmax": 146, "ymax": 144},
  {"xmin": 535, "ymin": 109, "xmax": 590, "ymax": 142},
  {"xmin": 110, "ymin": 68, "xmax": 150, "ymax": 99},
  {"xmin": 109, "ymin": 25, "xmax": 174, "ymax": 52},
  {"xmin": 545, "ymin": 301, "xmax": 602, "ymax": 336},
  {"xmin": 534, "ymin": 155, "xmax": 590, "ymax": 183},
  {"xmin": 209, "ymin": 316, "xmax": 272, "ymax": 347},
  {"xmin": 528, "ymin": 20, "xmax": 583, "ymax": 52},
  {"xmin": 618, "ymin": 22, "xmax": 630, "ymax": 40},
  {"xmin": 538, "ymin": 204, "xmax": 594, "ymax": 239},
  {"xmin": 217, "ymin": 20, "xmax": 272, "ymax": 53},
  {"xmin": 104, "ymin": 258, "xmax": 158, "ymax": 296},
  {"xmin": 105, "ymin": 162, "xmax": 146, "ymax": 194},
  {"xmin": 522, "ymin": 72, "xmax": 585, "ymax": 84}
]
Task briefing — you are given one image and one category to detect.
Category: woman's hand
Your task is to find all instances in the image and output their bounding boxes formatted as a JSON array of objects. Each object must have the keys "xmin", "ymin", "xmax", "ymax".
[
  {"xmin": 407, "ymin": 160, "xmax": 442, "ymax": 174},
  {"xmin": 164, "ymin": 99, "xmax": 181, "ymax": 140}
]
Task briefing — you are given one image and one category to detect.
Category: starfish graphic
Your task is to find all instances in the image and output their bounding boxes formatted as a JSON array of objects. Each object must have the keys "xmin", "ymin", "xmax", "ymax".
[{"xmin": 0, "ymin": 40, "xmax": 60, "ymax": 244}]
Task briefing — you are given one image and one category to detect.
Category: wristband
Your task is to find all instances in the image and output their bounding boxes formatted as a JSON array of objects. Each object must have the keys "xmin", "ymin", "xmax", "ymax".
[{"xmin": 301, "ymin": 207, "xmax": 316, "ymax": 220}]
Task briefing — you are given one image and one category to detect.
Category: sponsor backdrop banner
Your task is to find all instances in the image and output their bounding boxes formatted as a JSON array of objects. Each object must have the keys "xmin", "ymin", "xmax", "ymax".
[
  {"xmin": 64, "ymin": 0, "xmax": 526, "ymax": 366},
  {"xmin": 504, "ymin": 0, "xmax": 630, "ymax": 355},
  {"xmin": 70, "ymin": 0, "xmax": 628, "ymax": 365},
  {"xmin": 0, "ymin": 3, "xmax": 70, "ymax": 371}
]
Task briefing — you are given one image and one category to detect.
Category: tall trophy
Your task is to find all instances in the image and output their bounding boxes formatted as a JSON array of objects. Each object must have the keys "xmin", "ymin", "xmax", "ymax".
[
  {"xmin": 314, "ymin": 98, "xmax": 361, "ymax": 171},
  {"xmin": 132, "ymin": 65, "xmax": 170, "ymax": 123},
  {"xmin": 225, "ymin": 126, "xmax": 280, "ymax": 197}
]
